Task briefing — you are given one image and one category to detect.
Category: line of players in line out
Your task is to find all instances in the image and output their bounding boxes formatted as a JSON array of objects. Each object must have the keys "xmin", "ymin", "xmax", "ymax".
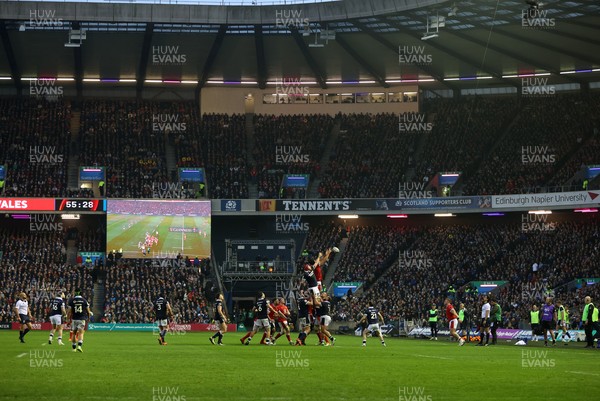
[
  {"xmin": 153, "ymin": 247, "xmax": 388, "ymax": 347},
  {"xmin": 13, "ymin": 290, "xmax": 93, "ymax": 352}
]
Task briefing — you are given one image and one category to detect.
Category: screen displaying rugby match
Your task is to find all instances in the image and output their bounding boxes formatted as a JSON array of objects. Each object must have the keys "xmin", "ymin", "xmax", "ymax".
[{"xmin": 106, "ymin": 200, "xmax": 211, "ymax": 259}]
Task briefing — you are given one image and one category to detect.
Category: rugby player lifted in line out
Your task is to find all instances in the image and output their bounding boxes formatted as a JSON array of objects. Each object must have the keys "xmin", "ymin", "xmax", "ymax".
[{"xmin": 303, "ymin": 248, "xmax": 334, "ymax": 308}]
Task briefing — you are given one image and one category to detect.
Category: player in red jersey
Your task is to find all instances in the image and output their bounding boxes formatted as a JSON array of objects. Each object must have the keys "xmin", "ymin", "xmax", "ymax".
[
  {"xmin": 267, "ymin": 298, "xmax": 279, "ymax": 343},
  {"xmin": 444, "ymin": 298, "xmax": 465, "ymax": 346},
  {"xmin": 314, "ymin": 248, "xmax": 333, "ymax": 291},
  {"xmin": 273, "ymin": 298, "xmax": 293, "ymax": 345}
]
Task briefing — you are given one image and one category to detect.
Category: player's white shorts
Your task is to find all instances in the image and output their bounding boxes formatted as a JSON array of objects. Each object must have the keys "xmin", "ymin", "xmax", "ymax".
[
  {"xmin": 49, "ymin": 315, "xmax": 62, "ymax": 325},
  {"xmin": 366, "ymin": 323, "xmax": 380, "ymax": 333},
  {"xmin": 277, "ymin": 320, "xmax": 288, "ymax": 328},
  {"xmin": 309, "ymin": 286, "xmax": 320, "ymax": 297},
  {"xmin": 320, "ymin": 315, "xmax": 331, "ymax": 327},
  {"xmin": 253, "ymin": 318, "xmax": 270, "ymax": 331},
  {"xmin": 449, "ymin": 318, "xmax": 458, "ymax": 330},
  {"xmin": 157, "ymin": 319, "xmax": 168, "ymax": 327},
  {"xmin": 72, "ymin": 320, "xmax": 86, "ymax": 331}
]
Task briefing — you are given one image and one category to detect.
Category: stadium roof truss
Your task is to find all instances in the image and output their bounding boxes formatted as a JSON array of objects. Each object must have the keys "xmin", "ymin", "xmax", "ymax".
[{"xmin": 0, "ymin": 0, "xmax": 599, "ymax": 93}]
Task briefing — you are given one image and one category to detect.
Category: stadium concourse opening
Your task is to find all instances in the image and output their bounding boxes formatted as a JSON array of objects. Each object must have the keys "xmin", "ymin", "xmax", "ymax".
[{"xmin": 1, "ymin": 0, "xmax": 600, "ymax": 400}]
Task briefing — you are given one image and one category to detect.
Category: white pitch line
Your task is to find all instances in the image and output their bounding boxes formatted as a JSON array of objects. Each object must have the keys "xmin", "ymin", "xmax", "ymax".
[
  {"xmin": 565, "ymin": 371, "xmax": 600, "ymax": 376},
  {"xmin": 413, "ymin": 354, "xmax": 451, "ymax": 360},
  {"xmin": 16, "ymin": 353, "xmax": 27, "ymax": 358}
]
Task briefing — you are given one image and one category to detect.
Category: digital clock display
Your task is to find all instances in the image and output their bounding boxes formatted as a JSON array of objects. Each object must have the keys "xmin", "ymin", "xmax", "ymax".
[{"xmin": 55, "ymin": 199, "xmax": 106, "ymax": 212}]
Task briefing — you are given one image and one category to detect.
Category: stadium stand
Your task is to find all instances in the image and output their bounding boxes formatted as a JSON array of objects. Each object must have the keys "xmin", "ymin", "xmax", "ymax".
[
  {"xmin": 175, "ymin": 113, "xmax": 249, "ymax": 199},
  {"xmin": 317, "ymin": 113, "xmax": 416, "ymax": 198},
  {"xmin": 0, "ymin": 98, "xmax": 71, "ymax": 197},
  {"xmin": 78, "ymin": 99, "xmax": 171, "ymax": 198},
  {"xmin": 102, "ymin": 261, "xmax": 210, "ymax": 324},
  {"xmin": 253, "ymin": 114, "xmax": 333, "ymax": 199}
]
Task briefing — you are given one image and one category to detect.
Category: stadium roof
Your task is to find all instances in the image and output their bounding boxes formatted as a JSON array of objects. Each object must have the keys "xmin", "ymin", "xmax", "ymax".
[{"xmin": 0, "ymin": 0, "xmax": 599, "ymax": 93}]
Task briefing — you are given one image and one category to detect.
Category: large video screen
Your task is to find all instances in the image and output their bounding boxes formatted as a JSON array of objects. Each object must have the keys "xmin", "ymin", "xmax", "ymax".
[{"xmin": 106, "ymin": 200, "xmax": 211, "ymax": 259}]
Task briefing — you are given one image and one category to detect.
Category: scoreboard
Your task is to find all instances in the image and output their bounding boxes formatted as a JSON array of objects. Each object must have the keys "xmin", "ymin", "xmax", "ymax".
[{"xmin": 0, "ymin": 198, "xmax": 106, "ymax": 212}]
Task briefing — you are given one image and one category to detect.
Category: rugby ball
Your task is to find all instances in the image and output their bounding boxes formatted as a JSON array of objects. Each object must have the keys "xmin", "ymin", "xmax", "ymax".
[{"xmin": 332, "ymin": 246, "xmax": 340, "ymax": 253}]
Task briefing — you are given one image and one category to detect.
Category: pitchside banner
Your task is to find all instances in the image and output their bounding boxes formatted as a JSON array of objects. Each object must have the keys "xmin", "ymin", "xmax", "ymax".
[
  {"xmin": 12, "ymin": 322, "xmax": 72, "ymax": 330},
  {"xmin": 88, "ymin": 323, "xmax": 236, "ymax": 332},
  {"xmin": 375, "ymin": 196, "xmax": 490, "ymax": 211},
  {"xmin": 491, "ymin": 191, "xmax": 600, "ymax": 208}
]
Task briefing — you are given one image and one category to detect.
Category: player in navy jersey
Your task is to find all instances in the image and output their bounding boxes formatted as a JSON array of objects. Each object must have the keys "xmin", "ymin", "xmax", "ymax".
[
  {"xmin": 210, "ymin": 293, "xmax": 229, "ymax": 345},
  {"xmin": 360, "ymin": 302, "xmax": 386, "ymax": 347},
  {"xmin": 68, "ymin": 290, "xmax": 92, "ymax": 352},
  {"xmin": 295, "ymin": 291, "xmax": 314, "ymax": 346},
  {"xmin": 154, "ymin": 295, "xmax": 174, "ymax": 346},
  {"xmin": 302, "ymin": 249, "xmax": 333, "ymax": 308},
  {"xmin": 318, "ymin": 293, "xmax": 335, "ymax": 346},
  {"xmin": 540, "ymin": 297, "xmax": 557, "ymax": 347},
  {"xmin": 240, "ymin": 292, "xmax": 278, "ymax": 345},
  {"xmin": 48, "ymin": 292, "xmax": 66, "ymax": 345}
]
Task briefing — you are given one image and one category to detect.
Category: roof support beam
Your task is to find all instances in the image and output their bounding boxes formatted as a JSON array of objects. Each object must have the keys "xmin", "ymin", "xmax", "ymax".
[
  {"xmin": 196, "ymin": 24, "xmax": 228, "ymax": 98},
  {"xmin": 0, "ymin": 21, "xmax": 22, "ymax": 94},
  {"xmin": 449, "ymin": 30, "xmax": 582, "ymax": 85},
  {"xmin": 136, "ymin": 23, "xmax": 154, "ymax": 98},
  {"xmin": 290, "ymin": 26, "xmax": 327, "ymax": 89},
  {"xmin": 351, "ymin": 20, "xmax": 453, "ymax": 89},
  {"xmin": 336, "ymin": 33, "xmax": 389, "ymax": 88},
  {"xmin": 254, "ymin": 25, "xmax": 267, "ymax": 90},
  {"xmin": 72, "ymin": 21, "xmax": 83, "ymax": 98},
  {"xmin": 494, "ymin": 27, "xmax": 600, "ymax": 67}
]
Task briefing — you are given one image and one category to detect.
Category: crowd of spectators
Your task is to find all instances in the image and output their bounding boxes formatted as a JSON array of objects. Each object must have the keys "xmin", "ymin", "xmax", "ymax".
[
  {"xmin": 318, "ymin": 113, "xmax": 416, "ymax": 198},
  {"xmin": 175, "ymin": 113, "xmax": 249, "ymax": 199},
  {"xmin": 0, "ymin": 97, "xmax": 72, "ymax": 197},
  {"xmin": 102, "ymin": 261, "xmax": 210, "ymax": 324},
  {"xmin": 414, "ymin": 96, "xmax": 517, "ymax": 188},
  {"xmin": 331, "ymin": 217, "xmax": 600, "ymax": 330},
  {"xmin": 463, "ymin": 94, "xmax": 600, "ymax": 195},
  {"xmin": 253, "ymin": 114, "xmax": 333, "ymax": 199},
  {"xmin": 78, "ymin": 100, "xmax": 172, "ymax": 198},
  {"xmin": 0, "ymin": 224, "xmax": 93, "ymax": 323}
]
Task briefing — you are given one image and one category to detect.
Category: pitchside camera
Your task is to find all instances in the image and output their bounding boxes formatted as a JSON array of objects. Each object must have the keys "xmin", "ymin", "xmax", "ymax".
[{"xmin": 525, "ymin": 0, "xmax": 543, "ymax": 9}]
